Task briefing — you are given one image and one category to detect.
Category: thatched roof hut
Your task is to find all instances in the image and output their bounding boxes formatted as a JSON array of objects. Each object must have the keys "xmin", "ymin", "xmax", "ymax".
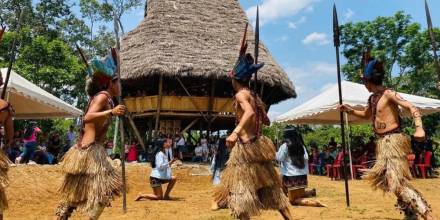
[
  {"xmin": 120, "ymin": 0, "xmax": 296, "ymax": 104},
  {"xmin": 120, "ymin": 0, "xmax": 296, "ymax": 137}
]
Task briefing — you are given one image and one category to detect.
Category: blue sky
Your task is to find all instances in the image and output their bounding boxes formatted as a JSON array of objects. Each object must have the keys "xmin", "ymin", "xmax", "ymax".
[{"xmin": 78, "ymin": 0, "xmax": 440, "ymax": 120}]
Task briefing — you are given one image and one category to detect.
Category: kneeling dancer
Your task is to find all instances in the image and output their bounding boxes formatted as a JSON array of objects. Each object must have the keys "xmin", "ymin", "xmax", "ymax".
[
  {"xmin": 213, "ymin": 46, "xmax": 292, "ymax": 219},
  {"xmin": 340, "ymin": 56, "xmax": 436, "ymax": 220},
  {"xmin": 56, "ymin": 52, "xmax": 126, "ymax": 220}
]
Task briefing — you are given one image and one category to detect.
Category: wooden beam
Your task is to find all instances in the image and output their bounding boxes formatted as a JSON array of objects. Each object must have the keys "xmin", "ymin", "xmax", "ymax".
[
  {"xmin": 126, "ymin": 114, "xmax": 146, "ymax": 152},
  {"xmin": 207, "ymin": 80, "xmax": 216, "ymax": 138},
  {"xmin": 210, "ymin": 100, "xmax": 235, "ymax": 123},
  {"xmin": 134, "ymin": 111, "xmax": 235, "ymax": 118},
  {"xmin": 154, "ymin": 74, "xmax": 164, "ymax": 138},
  {"xmin": 182, "ymin": 118, "xmax": 200, "ymax": 134},
  {"xmin": 176, "ymin": 77, "xmax": 209, "ymax": 122}
]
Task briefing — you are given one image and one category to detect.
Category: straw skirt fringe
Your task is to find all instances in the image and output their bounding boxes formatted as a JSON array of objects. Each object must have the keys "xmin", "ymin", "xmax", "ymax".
[
  {"xmin": 362, "ymin": 133, "xmax": 431, "ymax": 217},
  {"xmin": 58, "ymin": 143, "xmax": 121, "ymax": 214},
  {"xmin": 362, "ymin": 133, "xmax": 412, "ymax": 192},
  {"xmin": 214, "ymin": 136, "xmax": 289, "ymax": 218},
  {"xmin": 0, "ymin": 151, "xmax": 9, "ymax": 212}
]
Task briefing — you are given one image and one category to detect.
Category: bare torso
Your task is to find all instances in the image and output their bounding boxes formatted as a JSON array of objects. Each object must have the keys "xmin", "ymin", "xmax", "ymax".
[
  {"xmin": 234, "ymin": 89, "xmax": 269, "ymax": 143},
  {"xmin": 81, "ymin": 93, "xmax": 113, "ymax": 146},
  {"xmin": 370, "ymin": 89, "xmax": 401, "ymax": 134},
  {"xmin": 0, "ymin": 99, "xmax": 14, "ymax": 146}
]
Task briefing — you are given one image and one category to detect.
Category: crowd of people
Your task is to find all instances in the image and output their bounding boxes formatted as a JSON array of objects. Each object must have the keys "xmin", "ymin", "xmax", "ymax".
[
  {"xmin": 1, "ymin": 123, "xmax": 76, "ymax": 165},
  {"xmin": 307, "ymin": 135, "xmax": 438, "ymax": 178}
]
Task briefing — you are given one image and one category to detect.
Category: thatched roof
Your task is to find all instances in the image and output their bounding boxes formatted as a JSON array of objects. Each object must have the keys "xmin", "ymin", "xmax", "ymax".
[{"xmin": 120, "ymin": 0, "xmax": 296, "ymax": 104}]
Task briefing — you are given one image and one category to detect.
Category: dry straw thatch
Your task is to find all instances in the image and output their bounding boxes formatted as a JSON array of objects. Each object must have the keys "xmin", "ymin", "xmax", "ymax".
[{"xmin": 120, "ymin": 0, "xmax": 296, "ymax": 104}]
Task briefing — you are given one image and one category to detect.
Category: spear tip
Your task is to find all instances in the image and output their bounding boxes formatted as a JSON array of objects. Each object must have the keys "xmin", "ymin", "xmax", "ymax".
[
  {"xmin": 333, "ymin": 3, "xmax": 340, "ymax": 47},
  {"xmin": 425, "ymin": 0, "xmax": 433, "ymax": 30}
]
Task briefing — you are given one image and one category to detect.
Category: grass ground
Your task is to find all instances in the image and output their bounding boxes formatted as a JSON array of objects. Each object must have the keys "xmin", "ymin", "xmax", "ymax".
[{"xmin": 4, "ymin": 163, "xmax": 440, "ymax": 220}]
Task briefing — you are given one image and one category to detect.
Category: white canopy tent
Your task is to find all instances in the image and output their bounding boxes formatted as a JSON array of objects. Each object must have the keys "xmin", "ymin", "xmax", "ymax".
[
  {"xmin": 1, "ymin": 68, "xmax": 82, "ymax": 119},
  {"xmin": 276, "ymin": 80, "xmax": 440, "ymax": 179},
  {"xmin": 276, "ymin": 81, "xmax": 440, "ymax": 124}
]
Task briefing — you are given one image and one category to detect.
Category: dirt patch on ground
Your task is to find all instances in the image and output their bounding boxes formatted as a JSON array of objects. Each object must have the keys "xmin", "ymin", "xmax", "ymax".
[{"xmin": 4, "ymin": 164, "xmax": 440, "ymax": 220}]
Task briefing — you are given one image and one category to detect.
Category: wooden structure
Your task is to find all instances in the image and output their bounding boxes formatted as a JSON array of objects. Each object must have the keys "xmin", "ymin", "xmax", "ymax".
[{"xmin": 120, "ymin": 0, "xmax": 297, "ymax": 139}]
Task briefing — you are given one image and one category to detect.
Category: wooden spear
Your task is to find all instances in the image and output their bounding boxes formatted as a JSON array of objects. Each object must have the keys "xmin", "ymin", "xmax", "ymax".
[
  {"xmin": 332, "ymin": 4, "xmax": 350, "ymax": 207},
  {"xmin": 113, "ymin": 14, "xmax": 127, "ymax": 213},
  {"xmin": 1, "ymin": 10, "xmax": 24, "ymax": 99}
]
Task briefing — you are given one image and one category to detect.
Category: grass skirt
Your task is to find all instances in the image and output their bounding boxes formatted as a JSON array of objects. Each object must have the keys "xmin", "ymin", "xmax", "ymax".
[
  {"xmin": 362, "ymin": 133, "xmax": 431, "ymax": 217},
  {"xmin": 0, "ymin": 151, "xmax": 9, "ymax": 212},
  {"xmin": 58, "ymin": 143, "xmax": 121, "ymax": 215},
  {"xmin": 362, "ymin": 133, "xmax": 412, "ymax": 192},
  {"xmin": 213, "ymin": 136, "xmax": 289, "ymax": 218}
]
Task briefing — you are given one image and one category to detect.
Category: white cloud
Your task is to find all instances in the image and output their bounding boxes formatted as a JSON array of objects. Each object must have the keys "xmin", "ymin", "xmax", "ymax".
[
  {"xmin": 343, "ymin": 8, "xmax": 354, "ymax": 22},
  {"xmin": 275, "ymin": 35, "xmax": 289, "ymax": 42},
  {"xmin": 302, "ymin": 32, "xmax": 330, "ymax": 45},
  {"xmin": 288, "ymin": 16, "xmax": 307, "ymax": 29},
  {"xmin": 246, "ymin": 0, "xmax": 317, "ymax": 25},
  {"xmin": 313, "ymin": 62, "xmax": 336, "ymax": 75}
]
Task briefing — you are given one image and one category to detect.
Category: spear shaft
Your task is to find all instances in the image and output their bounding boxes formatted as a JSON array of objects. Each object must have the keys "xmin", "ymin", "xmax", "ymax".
[
  {"xmin": 333, "ymin": 4, "xmax": 350, "ymax": 207},
  {"xmin": 113, "ymin": 13, "xmax": 127, "ymax": 214},
  {"xmin": 424, "ymin": 0, "xmax": 440, "ymax": 88},
  {"xmin": 1, "ymin": 10, "xmax": 24, "ymax": 99},
  {"xmin": 254, "ymin": 6, "xmax": 260, "ymax": 94}
]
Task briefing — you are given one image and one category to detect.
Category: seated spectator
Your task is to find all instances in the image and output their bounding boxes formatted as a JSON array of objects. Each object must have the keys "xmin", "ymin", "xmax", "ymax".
[
  {"xmin": 127, "ymin": 141, "xmax": 138, "ymax": 162},
  {"xmin": 47, "ymin": 133, "xmax": 61, "ymax": 164},
  {"xmin": 135, "ymin": 138, "xmax": 177, "ymax": 201},
  {"xmin": 328, "ymin": 137, "xmax": 337, "ymax": 149},
  {"xmin": 193, "ymin": 144, "xmax": 204, "ymax": 163}
]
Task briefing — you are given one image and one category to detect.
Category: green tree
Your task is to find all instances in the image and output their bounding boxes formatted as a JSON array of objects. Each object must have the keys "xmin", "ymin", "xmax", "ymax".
[
  {"xmin": 100, "ymin": 0, "xmax": 143, "ymax": 35},
  {"xmin": 340, "ymin": 11, "xmax": 420, "ymax": 87},
  {"xmin": 79, "ymin": 0, "xmax": 103, "ymax": 42}
]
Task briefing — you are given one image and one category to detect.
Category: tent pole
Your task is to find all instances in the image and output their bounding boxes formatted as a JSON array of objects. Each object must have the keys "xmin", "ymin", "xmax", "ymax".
[
  {"xmin": 113, "ymin": 117, "xmax": 119, "ymax": 154},
  {"xmin": 345, "ymin": 113, "xmax": 354, "ymax": 180}
]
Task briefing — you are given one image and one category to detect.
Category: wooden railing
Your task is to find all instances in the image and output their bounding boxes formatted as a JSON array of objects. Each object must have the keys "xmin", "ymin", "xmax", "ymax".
[{"xmin": 124, "ymin": 95, "xmax": 234, "ymax": 114}]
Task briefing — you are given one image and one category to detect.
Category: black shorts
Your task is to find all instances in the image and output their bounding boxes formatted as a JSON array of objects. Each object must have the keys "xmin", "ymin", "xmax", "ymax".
[
  {"xmin": 150, "ymin": 176, "xmax": 171, "ymax": 188},
  {"xmin": 282, "ymin": 175, "xmax": 308, "ymax": 190}
]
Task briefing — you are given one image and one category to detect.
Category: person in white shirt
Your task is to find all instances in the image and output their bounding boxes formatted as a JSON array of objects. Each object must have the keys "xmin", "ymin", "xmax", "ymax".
[
  {"xmin": 176, "ymin": 134, "xmax": 185, "ymax": 160},
  {"xmin": 135, "ymin": 138, "xmax": 177, "ymax": 201},
  {"xmin": 276, "ymin": 128, "xmax": 325, "ymax": 207},
  {"xmin": 193, "ymin": 144, "xmax": 204, "ymax": 163}
]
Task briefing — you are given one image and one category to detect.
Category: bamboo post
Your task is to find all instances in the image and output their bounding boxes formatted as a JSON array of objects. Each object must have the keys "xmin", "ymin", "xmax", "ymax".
[
  {"xmin": 113, "ymin": 14, "xmax": 127, "ymax": 213},
  {"xmin": 207, "ymin": 80, "xmax": 215, "ymax": 139},
  {"xmin": 154, "ymin": 74, "xmax": 164, "ymax": 138}
]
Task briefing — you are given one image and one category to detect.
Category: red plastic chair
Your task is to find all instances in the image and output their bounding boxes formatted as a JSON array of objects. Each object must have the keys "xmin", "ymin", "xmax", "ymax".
[
  {"xmin": 416, "ymin": 151, "xmax": 433, "ymax": 179},
  {"xmin": 407, "ymin": 154, "xmax": 416, "ymax": 177},
  {"xmin": 332, "ymin": 152, "xmax": 344, "ymax": 180},
  {"xmin": 308, "ymin": 163, "xmax": 315, "ymax": 175},
  {"xmin": 352, "ymin": 154, "xmax": 368, "ymax": 179},
  {"xmin": 325, "ymin": 163, "xmax": 333, "ymax": 178}
]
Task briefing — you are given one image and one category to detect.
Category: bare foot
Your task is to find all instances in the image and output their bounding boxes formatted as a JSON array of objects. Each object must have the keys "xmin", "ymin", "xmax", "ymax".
[
  {"xmin": 135, "ymin": 193, "xmax": 144, "ymax": 201},
  {"xmin": 211, "ymin": 201, "xmax": 220, "ymax": 211},
  {"xmin": 163, "ymin": 196, "xmax": 172, "ymax": 200},
  {"xmin": 425, "ymin": 212, "xmax": 437, "ymax": 220}
]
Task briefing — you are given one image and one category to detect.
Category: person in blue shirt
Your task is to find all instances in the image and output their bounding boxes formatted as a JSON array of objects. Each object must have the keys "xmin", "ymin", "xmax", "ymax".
[
  {"xmin": 135, "ymin": 138, "xmax": 177, "ymax": 201},
  {"xmin": 276, "ymin": 128, "xmax": 326, "ymax": 207}
]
